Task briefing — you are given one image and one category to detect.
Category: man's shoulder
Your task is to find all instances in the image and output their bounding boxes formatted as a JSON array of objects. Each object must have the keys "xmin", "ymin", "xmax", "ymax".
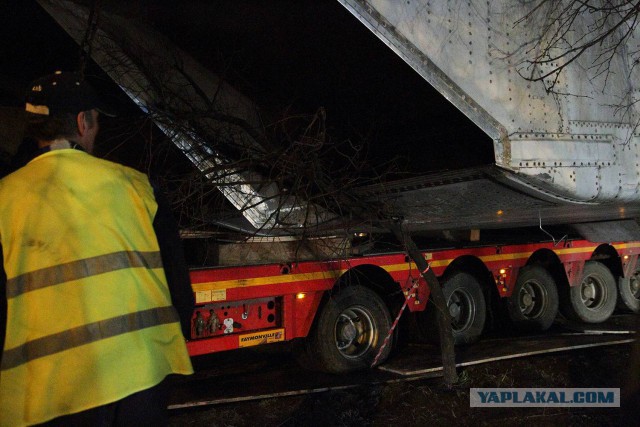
[
  {"xmin": 84, "ymin": 154, "xmax": 150, "ymax": 183},
  {"xmin": 0, "ymin": 162, "xmax": 32, "ymax": 188}
]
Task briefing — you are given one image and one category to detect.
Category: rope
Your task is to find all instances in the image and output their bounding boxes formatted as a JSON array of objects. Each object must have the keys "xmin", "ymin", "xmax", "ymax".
[{"xmin": 371, "ymin": 280, "xmax": 419, "ymax": 368}]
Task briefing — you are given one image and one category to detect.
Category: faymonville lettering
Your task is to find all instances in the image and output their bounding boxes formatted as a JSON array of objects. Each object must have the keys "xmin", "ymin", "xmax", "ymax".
[{"xmin": 240, "ymin": 332, "xmax": 279, "ymax": 342}]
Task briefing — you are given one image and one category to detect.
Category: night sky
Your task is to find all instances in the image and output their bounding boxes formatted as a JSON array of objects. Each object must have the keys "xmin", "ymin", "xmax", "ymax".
[
  {"xmin": 0, "ymin": 1, "xmax": 82, "ymax": 104},
  {"xmin": 143, "ymin": 0, "xmax": 493, "ymax": 173}
]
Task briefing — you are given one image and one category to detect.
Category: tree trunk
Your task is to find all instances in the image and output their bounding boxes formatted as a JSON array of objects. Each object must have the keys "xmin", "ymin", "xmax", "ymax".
[{"xmin": 390, "ymin": 220, "xmax": 458, "ymax": 386}]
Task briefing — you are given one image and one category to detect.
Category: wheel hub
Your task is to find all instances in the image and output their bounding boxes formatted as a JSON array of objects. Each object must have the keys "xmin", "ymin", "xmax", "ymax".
[
  {"xmin": 517, "ymin": 280, "xmax": 548, "ymax": 318},
  {"xmin": 447, "ymin": 289, "xmax": 475, "ymax": 332},
  {"xmin": 339, "ymin": 322, "xmax": 357, "ymax": 343},
  {"xmin": 582, "ymin": 283, "xmax": 596, "ymax": 300},
  {"xmin": 449, "ymin": 302, "xmax": 461, "ymax": 318},
  {"xmin": 631, "ymin": 277, "xmax": 640, "ymax": 299},
  {"xmin": 334, "ymin": 307, "xmax": 375, "ymax": 358},
  {"xmin": 580, "ymin": 274, "xmax": 607, "ymax": 310}
]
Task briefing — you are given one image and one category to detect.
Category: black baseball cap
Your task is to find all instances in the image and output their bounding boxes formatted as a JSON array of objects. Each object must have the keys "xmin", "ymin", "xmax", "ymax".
[{"xmin": 25, "ymin": 70, "xmax": 115, "ymax": 117}]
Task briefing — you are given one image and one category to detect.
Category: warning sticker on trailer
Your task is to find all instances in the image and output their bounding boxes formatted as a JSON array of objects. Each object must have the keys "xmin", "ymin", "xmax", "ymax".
[
  {"xmin": 195, "ymin": 289, "xmax": 227, "ymax": 303},
  {"xmin": 238, "ymin": 328, "xmax": 285, "ymax": 347}
]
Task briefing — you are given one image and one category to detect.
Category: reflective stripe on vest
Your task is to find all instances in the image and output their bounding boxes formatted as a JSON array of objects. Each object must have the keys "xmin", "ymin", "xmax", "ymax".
[
  {"xmin": 5, "ymin": 250, "xmax": 163, "ymax": 298},
  {"xmin": 1, "ymin": 305, "xmax": 178, "ymax": 371}
]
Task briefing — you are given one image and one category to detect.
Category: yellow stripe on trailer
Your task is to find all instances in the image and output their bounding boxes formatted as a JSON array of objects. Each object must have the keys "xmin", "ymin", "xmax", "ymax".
[{"xmin": 192, "ymin": 270, "xmax": 347, "ymax": 292}]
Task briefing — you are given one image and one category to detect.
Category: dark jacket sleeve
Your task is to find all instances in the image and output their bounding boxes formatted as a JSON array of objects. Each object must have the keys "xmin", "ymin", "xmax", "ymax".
[
  {"xmin": 1, "ymin": 244, "xmax": 6, "ymax": 361},
  {"xmin": 151, "ymin": 185, "xmax": 194, "ymax": 339}
]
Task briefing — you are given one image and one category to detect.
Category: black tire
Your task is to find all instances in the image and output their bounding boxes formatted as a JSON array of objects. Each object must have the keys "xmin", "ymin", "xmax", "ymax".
[
  {"xmin": 304, "ymin": 286, "xmax": 392, "ymax": 373},
  {"xmin": 418, "ymin": 272, "xmax": 486, "ymax": 345},
  {"xmin": 561, "ymin": 261, "xmax": 617, "ymax": 323},
  {"xmin": 443, "ymin": 273, "xmax": 486, "ymax": 345},
  {"xmin": 617, "ymin": 271, "xmax": 640, "ymax": 313},
  {"xmin": 507, "ymin": 265, "xmax": 559, "ymax": 331}
]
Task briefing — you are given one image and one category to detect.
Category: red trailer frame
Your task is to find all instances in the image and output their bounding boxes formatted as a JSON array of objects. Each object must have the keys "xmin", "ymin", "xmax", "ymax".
[{"xmin": 186, "ymin": 239, "xmax": 640, "ymax": 361}]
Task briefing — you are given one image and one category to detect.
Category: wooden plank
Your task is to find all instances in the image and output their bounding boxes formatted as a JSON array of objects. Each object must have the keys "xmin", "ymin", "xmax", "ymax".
[{"xmin": 379, "ymin": 336, "xmax": 634, "ymax": 376}]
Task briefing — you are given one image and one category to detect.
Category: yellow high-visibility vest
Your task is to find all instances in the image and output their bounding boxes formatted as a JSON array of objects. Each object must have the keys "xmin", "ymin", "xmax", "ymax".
[{"xmin": 0, "ymin": 149, "xmax": 193, "ymax": 426}]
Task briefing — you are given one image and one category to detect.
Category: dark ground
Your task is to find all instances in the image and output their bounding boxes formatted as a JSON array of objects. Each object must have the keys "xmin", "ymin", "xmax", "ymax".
[{"xmin": 168, "ymin": 342, "xmax": 638, "ymax": 426}]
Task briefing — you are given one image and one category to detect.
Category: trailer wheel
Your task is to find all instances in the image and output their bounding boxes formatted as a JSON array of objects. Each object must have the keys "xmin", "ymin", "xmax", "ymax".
[
  {"xmin": 418, "ymin": 273, "xmax": 486, "ymax": 345},
  {"xmin": 507, "ymin": 266, "xmax": 558, "ymax": 331},
  {"xmin": 562, "ymin": 261, "xmax": 617, "ymax": 323},
  {"xmin": 617, "ymin": 271, "xmax": 640, "ymax": 313},
  {"xmin": 443, "ymin": 273, "xmax": 486, "ymax": 345},
  {"xmin": 306, "ymin": 286, "xmax": 392, "ymax": 373}
]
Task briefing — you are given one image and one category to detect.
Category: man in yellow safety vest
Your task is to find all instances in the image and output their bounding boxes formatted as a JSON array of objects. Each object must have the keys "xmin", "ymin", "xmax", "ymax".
[{"xmin": 0, "ymin": 71, "xmax": 194, "ymax": 426}]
